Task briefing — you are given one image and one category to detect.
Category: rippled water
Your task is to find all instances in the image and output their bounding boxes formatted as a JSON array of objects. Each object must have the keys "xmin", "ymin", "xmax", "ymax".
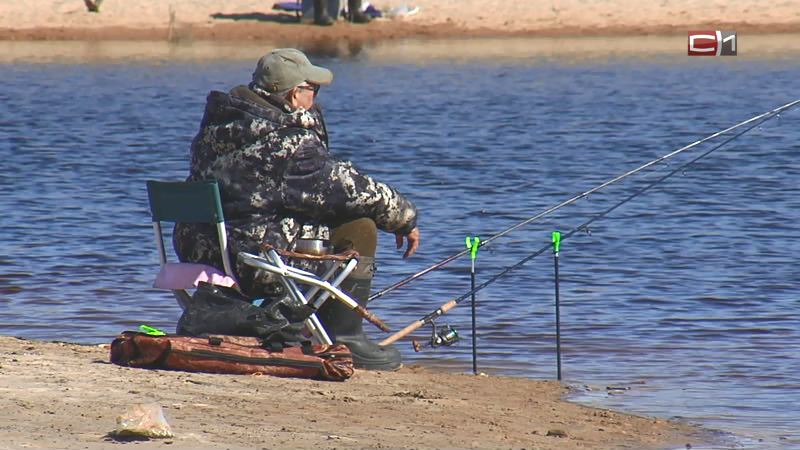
[{"xmin": 1, "ymin": 39, "xmax": 799, "ymax": 449}]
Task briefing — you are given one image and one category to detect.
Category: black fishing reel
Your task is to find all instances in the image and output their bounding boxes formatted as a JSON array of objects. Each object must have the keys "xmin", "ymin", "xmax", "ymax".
[{"xmin": 412, "ymin": 322, "xmax": 460, "ymax": 352}]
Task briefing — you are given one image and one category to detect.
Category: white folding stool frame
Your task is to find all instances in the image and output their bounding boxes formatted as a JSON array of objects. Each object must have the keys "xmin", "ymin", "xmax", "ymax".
[{"xmin": 238, "ymin": 250, "xmax": 361, "ymax": 345}]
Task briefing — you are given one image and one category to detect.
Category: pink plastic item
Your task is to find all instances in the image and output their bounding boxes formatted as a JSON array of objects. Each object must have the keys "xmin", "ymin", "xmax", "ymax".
[{"xmin": 153, "ymin": 262, "xmax": 237, "ymax": 290}]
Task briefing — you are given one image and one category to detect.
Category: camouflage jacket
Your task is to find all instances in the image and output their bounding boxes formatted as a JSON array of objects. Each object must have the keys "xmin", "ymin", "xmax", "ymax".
[{"xmin": 174, "ymin": 85, "xmax": 418, "ymax": 296}]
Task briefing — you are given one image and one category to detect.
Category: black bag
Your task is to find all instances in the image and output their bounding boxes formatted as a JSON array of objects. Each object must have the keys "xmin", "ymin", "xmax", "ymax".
[{"xmin": 176, "ymin": 282, "xmax": 313, "ymax": 345}]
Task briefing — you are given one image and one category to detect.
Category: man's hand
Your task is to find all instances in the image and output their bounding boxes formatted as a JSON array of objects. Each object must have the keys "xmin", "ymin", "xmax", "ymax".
[{"xmin": 395, "ymin": 227, "xmax": 420, "ymax": 259}]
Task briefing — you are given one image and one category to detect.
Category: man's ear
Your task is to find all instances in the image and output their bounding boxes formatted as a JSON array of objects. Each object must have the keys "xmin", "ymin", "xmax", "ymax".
[{"xmin": 285, "ymin": 88, "xmax": 298, "ymax": 107}]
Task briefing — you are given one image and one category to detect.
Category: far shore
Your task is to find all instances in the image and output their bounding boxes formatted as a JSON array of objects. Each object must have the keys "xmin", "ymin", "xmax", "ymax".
[
  {"xmin": 2, "ymin": 20, "xmax": 800, "ymax": 44},
  {"xmin": 2, "ymin": 1, "xmax": 799, "ymax": 63},
  {"xmin": 1, "ymin": 0, "xmax": 799, "ymax": 44}
]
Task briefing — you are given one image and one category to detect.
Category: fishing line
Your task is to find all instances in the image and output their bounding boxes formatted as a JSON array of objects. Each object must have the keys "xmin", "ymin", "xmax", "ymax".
[
  {"xmin": 370, "ymin": 98, "xmax": 800, "ymax": 303},
  {"xmin": 379, "ymin": 101, "xmax": 798, "ymax": 346}
]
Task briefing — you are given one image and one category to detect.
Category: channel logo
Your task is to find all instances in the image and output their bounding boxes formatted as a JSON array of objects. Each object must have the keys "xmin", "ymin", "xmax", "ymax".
[{"xmin": 688, "ymin": 31, "xmax": 737, "ymax": 56}]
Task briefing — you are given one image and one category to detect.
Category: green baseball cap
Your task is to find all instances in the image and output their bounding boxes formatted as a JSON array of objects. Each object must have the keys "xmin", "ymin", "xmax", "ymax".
[{"xmin": 252, "ymin": 48, "xmax": 333, "ymax": 92}]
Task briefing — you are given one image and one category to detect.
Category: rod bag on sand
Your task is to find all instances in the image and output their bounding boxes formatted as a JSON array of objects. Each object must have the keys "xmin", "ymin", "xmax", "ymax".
[{"xmin": 110, "ymin": 332, "xmax": 354, "ymax": 381}]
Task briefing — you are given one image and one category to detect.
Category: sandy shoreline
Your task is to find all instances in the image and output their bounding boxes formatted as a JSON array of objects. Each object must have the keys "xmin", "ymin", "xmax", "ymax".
[
  {"xmin": 1, "ymin": 0, "xmax": 799, "ymax": 42},
  {"xmin": 2, "ymin": 0, "xmax": 799, "ymax": 62},
  {"xmin": 0, "ymin": 335, "xmax": 710, "ymax": 450},
  {"xmin": 3, "ymin": 21, "xmax": 800, "ymax": 42}
]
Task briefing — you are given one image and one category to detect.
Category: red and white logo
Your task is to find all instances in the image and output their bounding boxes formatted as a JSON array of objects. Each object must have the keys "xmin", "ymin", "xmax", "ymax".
[{"xmin": 688, "ymin": 31, "xmax": 737, "ymax": 56}]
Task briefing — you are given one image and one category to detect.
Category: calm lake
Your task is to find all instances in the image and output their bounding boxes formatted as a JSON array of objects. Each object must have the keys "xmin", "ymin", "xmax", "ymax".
[{"xmin": 1, "ymin": 37, "xmax": 798, "ymax": 449}]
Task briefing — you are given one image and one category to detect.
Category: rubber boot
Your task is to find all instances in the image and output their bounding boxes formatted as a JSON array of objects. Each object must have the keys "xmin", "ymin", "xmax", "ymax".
[
  {"xmin": 316, "ymin": 256, "xmax": 402, "ymax": 370},
  {"xmin": 314, "ymin": 0, "xmax": 334, "ymax": 26},
  {"xmin": 347, "ymin": 0, "xmax": 371, "ymax": 23}
]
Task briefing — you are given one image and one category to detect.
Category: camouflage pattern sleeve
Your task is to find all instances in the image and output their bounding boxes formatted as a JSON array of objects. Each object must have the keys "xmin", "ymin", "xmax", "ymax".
[{"xmin": 279, "ymin": 129, "xmax": 418, "ymax": 235}]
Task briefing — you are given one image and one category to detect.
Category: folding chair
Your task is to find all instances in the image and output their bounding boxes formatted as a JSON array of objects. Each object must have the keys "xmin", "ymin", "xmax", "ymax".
[
  {"xmin": 146, "ymin": 180, "xmax": 390, "ymax": 345},
  {"xmin": 146, "ymin": 180, "xmax": 237, "ymax": 311}
]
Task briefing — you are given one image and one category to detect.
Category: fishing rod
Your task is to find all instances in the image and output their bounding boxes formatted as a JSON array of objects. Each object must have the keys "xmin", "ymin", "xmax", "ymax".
[
  {"xmin": 379, "ymin": 99, "xmax": 798, "ymax": 347},
  {"xmin": 369, "ymin": 98, "xmax": 800, "ymax": 303}
]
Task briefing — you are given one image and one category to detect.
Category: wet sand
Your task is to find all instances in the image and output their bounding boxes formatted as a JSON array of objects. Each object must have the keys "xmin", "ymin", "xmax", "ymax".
[
  {"xmin": 1, "ymin": 34, "xmax": 798, "ymax": 65},
  {"xmin": 0, "ymin": 335, "xmax": 709, "ymax": 450}
]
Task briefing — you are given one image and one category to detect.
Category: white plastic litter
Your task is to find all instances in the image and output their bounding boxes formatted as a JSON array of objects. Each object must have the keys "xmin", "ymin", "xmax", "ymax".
[
  {"xmin": 385, "ymin": 4, "xmax": 420, "ymax": 18},
  {"xmin": 113, "ymin": 402, "xmax": 174, "ymax": 439}
]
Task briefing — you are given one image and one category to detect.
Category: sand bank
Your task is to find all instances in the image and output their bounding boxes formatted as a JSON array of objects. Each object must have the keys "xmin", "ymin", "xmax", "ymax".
[
  {"xmin": 1, "ymin": 33, "xmax": 799, "ymax": 64},
  {"xmin": 0, "ymin": 335, "xmax": 709, "ymax": 450},
  {"xmin": 0, "ymin": 0, "xmax": 798, "ymax": 42}
]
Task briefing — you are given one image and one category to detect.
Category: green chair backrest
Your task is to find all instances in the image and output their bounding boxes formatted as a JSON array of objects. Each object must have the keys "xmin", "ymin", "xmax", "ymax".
[{"xmin": 146, "ymin": 180, "xmax": 224, "ymax": 224}]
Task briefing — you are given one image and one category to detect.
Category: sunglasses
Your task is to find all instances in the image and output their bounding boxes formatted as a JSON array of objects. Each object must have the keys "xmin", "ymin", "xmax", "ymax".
[{"xmin": 296, "ymin": 84, "xmax": 320, "ymax": 95}]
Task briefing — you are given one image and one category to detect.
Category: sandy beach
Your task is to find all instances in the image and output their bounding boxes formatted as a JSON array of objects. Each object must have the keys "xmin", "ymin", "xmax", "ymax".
[
  {"xmin": 0, "ymin": 0, "xmax": 798, "ymax": 42},
  {"xmin": 0, "ymin": 335, "xmax": 709, "ymax": 450}
]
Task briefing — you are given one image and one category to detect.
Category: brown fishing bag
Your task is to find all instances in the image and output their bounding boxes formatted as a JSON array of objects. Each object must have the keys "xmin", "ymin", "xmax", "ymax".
[{"xmin": 110, "ymin": 332, "xmax": 354, "ymax": 381}]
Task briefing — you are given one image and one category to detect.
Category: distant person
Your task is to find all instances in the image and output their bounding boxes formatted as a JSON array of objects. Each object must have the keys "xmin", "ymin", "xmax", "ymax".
[
  {"xmin": 174, "ymin": 49, "xmax": 419, "ymax": 370},
  {"xmin": 307, "ymin": 0, "xmax": 370, "ymax": 25},
  {"xmin": 83, "ymin": 0, "xmax": 102, "ymax": 12},
  {"xmin": 345, "ymin": 0, "xmax": 371, "ymax": 23}
]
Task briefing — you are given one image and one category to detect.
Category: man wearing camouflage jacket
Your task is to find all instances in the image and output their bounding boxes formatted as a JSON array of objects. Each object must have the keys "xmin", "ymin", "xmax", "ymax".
[{"xmin": 174, "ymin": 48, "xmax": 419, "ymax": 370}]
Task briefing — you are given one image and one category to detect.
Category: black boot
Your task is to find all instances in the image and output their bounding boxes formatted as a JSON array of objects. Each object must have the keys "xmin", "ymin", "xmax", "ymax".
[
  {"xmin": 347, "ymin": 0, "xmax": 371, "ymax": 23},
  {"xmin": 313, "ymin": 0, "xmax": 334, "ymax": 26},
  {"xmin": 317, "ymin": 257, "xmax": 402, "ymax": 370}
]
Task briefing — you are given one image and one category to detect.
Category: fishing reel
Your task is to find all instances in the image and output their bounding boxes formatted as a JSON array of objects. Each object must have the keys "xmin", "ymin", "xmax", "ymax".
[{"xmin": 412, "ymin": 322, "xmax": 460, "ymax": 352}]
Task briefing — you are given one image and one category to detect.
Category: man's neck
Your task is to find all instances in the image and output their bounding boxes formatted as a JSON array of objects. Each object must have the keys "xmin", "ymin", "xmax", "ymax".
[{"xmin": 247, "ymin": 83, "xmax": 295, "ymax": 113}]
